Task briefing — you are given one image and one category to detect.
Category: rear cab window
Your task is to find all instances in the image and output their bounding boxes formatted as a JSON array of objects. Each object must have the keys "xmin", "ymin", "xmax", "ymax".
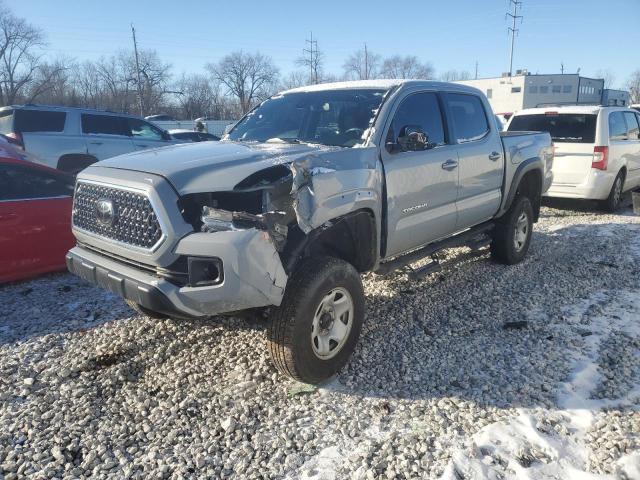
[
  {"xmin": 445, "ymin": 93, "xmax": 490, "ymax": 143},
  {"xmin": 12, "ymin": 110, "xmax": 66, "ymax": 133},
  {"xmin": 508, "ymin": 113, "xmax": 597, "ymax": 143}
]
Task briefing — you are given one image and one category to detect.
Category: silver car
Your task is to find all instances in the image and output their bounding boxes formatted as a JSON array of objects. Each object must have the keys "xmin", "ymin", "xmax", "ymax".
[{"xmin": 0, "ymin": 105, "xmax": 179, "ymax": 173}]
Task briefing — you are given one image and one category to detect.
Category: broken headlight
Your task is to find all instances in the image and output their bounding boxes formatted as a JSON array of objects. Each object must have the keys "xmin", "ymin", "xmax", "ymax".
[{"xmin": 201, "ymin": 206, "xmax": 235, "ymax": 233}]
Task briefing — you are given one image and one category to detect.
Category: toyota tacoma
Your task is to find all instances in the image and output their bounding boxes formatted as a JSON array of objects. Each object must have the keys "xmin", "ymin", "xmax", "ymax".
[{"xmin": 66, "ymin": 80, "xmax": 553, "ymax": 384}]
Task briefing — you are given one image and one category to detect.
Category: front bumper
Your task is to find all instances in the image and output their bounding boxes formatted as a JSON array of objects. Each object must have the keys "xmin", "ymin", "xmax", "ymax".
[{"xmin": 66, "ymin": 229, "xmax": 288, "ymax": 318}]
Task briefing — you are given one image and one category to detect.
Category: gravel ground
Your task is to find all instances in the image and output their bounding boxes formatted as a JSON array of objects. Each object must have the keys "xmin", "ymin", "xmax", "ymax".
[{"xmin": 1, "ymin": 200, "xmax": 639, "ymax": 479}]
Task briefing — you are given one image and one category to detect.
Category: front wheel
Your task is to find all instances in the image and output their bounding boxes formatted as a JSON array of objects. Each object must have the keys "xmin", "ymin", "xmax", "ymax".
[
  {"xmin": 491, "ymin": 196, "xmax": 534, "ymax": 265},
  {"xmin": 267, "ymin": 257, "xmax": 365, "ymax": 384}
]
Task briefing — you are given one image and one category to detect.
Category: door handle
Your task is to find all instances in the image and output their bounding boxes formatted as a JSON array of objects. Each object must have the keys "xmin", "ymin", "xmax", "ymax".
[
  {"xmin": 136, "ymin": 144, "xmax": 149, "ymax": 148},
  {"xmin": 89, "ymin": 141, "xmax": 103, "ymax": 145},
  {"xmin": 489, "ymin": 151, "xmax": 502, "ymax": 161},
  {"xmin": 441, "ymin": 159, "xmax": 458, "ymax": 170}
]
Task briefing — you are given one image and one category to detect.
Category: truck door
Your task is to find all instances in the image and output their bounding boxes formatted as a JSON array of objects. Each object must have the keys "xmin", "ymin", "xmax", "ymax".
[
  {"xmin": 443, "ymin": 93, "xmax": 504, "ymax": 229},
  {"xmin": 380, "ymin": 91, "xmax": 459, "ymax": 257}
]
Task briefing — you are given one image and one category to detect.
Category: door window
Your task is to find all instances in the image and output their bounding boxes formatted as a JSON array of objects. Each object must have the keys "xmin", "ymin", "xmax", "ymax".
[
  {"xmin": 128, "ymin": 118, "xmax": 165, "ymax": 140},
  {"xmin": 387, "ymin": 92, "xmax": 446, "ymax": 148},
  {"xmin": 445, "ymin": 93, "xmax": 490, "ymax": 143},
  {"xmin": 608, "ymin": 112, "xmax": 628, "ymax": 141},
  {"xmin": 622, "ymin": 112, "xmax": 640, "ymax": 140},
  {"xmin": 0, "ymin": 165, "xmax": 74, "ymax": 201},
  {"xmin": 81, "ymin": 114, "xmax": 130, "ymax": 136}
]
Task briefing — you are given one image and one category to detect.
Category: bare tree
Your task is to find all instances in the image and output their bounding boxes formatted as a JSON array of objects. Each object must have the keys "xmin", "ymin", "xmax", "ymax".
[
  {"xmin": 25, "ymin": 56, "xmax": 74, "ymax": 104},
  {"xmin": 174, "ymin": 73, "xmax": 221, "ymax": 119},
  {"xmin": 595, "ymin": 69, "xmax": 616, "ymax": 89},
  {"xmin": 133, "ymin": 49, "xmax": 172, "ymax": 114},
  {"xmin": 343, "ymin": 46, "xmax": 380, "ymax": 80},
  {"xmin": 0, "ymin": 3, "xmax": 46, "ymax": 104},
  {"xmin": 628, "ymin": 70, "xmax": 640, "ymax": 104},
  {"xmin": 280, "ymin": 70, "xmax": 307, "ymax": 91},
  {"xmin": 380, "ymin": 55, "xmax": 434, "ymax": 79},
  {"xmin": 439, "ymin": 69, "xmax": 471, "ymax": 82},
  {"xmin": 207, "ymin": 51, "xmax": 279, "ymax": 114}
]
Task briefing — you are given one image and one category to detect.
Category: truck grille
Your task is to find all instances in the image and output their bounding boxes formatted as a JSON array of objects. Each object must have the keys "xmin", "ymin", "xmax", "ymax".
[{"xmin": 72, "ymin": 182, "xmax": 163, "ymax": 250}]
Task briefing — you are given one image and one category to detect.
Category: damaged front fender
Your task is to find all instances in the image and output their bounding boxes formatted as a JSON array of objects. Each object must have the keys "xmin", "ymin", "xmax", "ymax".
[{"xmin": 289, "ymin": 148, "xmax": 382, "ymax": 234}]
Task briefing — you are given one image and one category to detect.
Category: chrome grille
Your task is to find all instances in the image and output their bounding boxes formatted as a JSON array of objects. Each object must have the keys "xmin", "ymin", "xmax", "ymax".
[{"xmin": 72, "ymin": 182, "xmax": 163, "ymax": 250}]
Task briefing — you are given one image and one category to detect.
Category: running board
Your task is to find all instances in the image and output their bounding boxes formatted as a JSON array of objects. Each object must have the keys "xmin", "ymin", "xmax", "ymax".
[
  {"xmin": 376, "ymin": 221, "xmax": 494, "ymax": 276},
  {"xmin": 407, "ymin": 259, "xmax": 442, "ymax": 281}
]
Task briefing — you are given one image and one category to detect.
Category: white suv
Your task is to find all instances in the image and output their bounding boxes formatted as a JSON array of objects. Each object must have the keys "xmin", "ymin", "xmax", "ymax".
[
  {"xmin": 507, "ymin": 106, "xmax": 640, "ymax": 211},
  {"xmin": 0, "ymin": 105, "xmax": 180, "ymax": 174}
]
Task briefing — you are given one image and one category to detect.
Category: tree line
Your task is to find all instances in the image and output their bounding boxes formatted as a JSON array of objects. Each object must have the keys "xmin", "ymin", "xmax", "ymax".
[{"xmin": 1, "ymin": 3, "xmax": 638, "ymax": 122}]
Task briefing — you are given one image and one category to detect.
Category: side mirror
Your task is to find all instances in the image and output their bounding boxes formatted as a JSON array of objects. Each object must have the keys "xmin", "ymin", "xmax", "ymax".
[
  {"xmin": 397, "ymin": 125, "xmax": 428, "ymax": 152},
  {"xmin": 161, "ymin": 130, "xmax": 172, "ymax": 141}
]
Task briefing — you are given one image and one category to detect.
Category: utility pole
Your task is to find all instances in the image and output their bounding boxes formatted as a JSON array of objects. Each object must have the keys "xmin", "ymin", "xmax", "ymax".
[
  {"xmin": 506, "ymin": 0, "xmax": 523, "ymax": 77},
  {"xmin": 131, "ymin": 24, "xmax": 144, "ymax": 116},
  {"xmin": 475, "ymin": 61, "xmax": 478, "ymax": 80},
  {"xmin": 302, "ymin": 32, "xmax": 319, "ymax": 84},
  {"xmin": 364, "ymin": 43, "xmax": 369, "ymax": 80},
  {"xmin": 560, "ymin": 62, "xmax": 564, "ymax": 74}
]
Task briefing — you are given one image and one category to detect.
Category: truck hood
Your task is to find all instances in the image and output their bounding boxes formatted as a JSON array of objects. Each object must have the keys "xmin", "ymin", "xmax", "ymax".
[{"xmin": 90, "ymin": 141, "xmax": 341, "ymax": 195}]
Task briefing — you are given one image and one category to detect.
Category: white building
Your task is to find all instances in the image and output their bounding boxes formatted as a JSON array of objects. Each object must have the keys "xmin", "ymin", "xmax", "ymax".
[{"xmin": 456, "ymin": 71, "xmax": 610, "ymax": 115}]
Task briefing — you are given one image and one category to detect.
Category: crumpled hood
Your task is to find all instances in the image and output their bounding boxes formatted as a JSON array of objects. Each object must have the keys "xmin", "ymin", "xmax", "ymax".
[{"xmin": 90, "ymin": 141, "xmax": 340, "ymax": 194}]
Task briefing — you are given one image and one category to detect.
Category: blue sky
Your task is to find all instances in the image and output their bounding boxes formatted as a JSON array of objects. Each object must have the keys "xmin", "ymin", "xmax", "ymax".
[{"xmin": 6, "ymin": 0, "xmax": 640, "ymax": 88}]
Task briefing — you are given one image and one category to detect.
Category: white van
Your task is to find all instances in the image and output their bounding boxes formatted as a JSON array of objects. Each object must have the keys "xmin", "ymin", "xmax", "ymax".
[{"xmin": 507, "ymin": 106, "xmax": 640, "ymax": 211}]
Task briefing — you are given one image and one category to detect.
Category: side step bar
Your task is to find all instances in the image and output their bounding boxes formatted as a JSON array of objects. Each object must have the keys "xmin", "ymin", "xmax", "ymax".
[{"xmin": 376, "ymin": 221, "xmax": 494, "ymax": 276}]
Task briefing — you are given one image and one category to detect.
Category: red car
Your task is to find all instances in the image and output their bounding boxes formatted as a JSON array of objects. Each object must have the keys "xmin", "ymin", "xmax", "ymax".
[{"xmin": 0, "ymin": 140, "xmax": 76, "ymax": 284}]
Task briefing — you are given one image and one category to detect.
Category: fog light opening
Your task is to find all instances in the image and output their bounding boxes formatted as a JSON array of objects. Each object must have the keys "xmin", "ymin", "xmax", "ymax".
[{"xmin": 187, "ymin": 257, "xmax": 223, "ymax": 287}]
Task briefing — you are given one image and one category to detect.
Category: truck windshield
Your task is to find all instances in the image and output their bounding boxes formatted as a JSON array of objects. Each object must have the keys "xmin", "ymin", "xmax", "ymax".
[
  {"xmin": 227, "ymin": 89, "xmax": 387, "ymax": 147},
  {"xmin": 508, "ymin": 113, "xmax": 597, "ymax": 143}
]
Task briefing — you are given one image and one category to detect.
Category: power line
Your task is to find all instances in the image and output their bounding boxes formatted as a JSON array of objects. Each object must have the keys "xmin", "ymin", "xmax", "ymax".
[
  {"xmin": 131, "ymin": 24, "xmax": 144, "ymax": 116},
  {"xmin": 302, "ymin": 31, "xmax": 319, "ymax": 84},
  {"xmin": 506, "ymin": 0, "xmax": 523, "ymax": 77}
]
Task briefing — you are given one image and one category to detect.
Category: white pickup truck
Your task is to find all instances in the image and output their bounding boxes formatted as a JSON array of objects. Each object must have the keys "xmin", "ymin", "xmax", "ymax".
[{"xmin": 67, "ymin": 80, "xmax": 553, "ymax": 383}]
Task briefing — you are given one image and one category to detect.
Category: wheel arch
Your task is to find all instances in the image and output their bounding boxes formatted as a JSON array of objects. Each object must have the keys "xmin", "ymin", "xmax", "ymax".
[
  {"xmin": 499, "ymin": 158, "xmax": 543, "ymax": 222},
  {"xmin": 282, "ymin": 209, "xmax": 377, "ymax": 274}
]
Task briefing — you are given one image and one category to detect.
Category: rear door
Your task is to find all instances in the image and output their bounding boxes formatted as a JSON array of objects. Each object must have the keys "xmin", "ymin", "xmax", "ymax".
[
  {"xmin": 0, "ymin": 163, "xmax": 75, "ymax": 283},
  {"xmin": 127, "ymin": 118, "xmax": 173, "ymax": 151},
  {"xmin": 381, "ymin": 90, "xmax": 459, "ymax": 257},
  {"xmin": 508, "ymin": 112, "xmax": 597, "ymax": 186},
  {"xmin": 81, "ymin": 114, "xmax": 135, "ymax": 160},
  {"xmin": 622, "ymin": 111, "xmax": 640, "ymax": 187},
  {"xmin": 443, "ymin": 93, "xmax": 503, "ymax": 229}
]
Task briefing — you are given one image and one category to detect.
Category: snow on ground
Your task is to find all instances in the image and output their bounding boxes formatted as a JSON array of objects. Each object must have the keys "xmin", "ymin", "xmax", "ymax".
[
  {"xmin": 1, "ymin": 202, "xmax": 639, "ymax": 479},
  {"xmin": 440, "ymin": 221, "xmax": 640, "ymax": 480}
]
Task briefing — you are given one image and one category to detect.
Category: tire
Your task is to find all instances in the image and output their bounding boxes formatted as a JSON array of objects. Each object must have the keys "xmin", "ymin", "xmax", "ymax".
[
  {"xmin": 125, "ymin": 299, "xmax": 168, "ymax": 319},
  {"xmin": 602, "ymin": 171, "xmax": 625, "ymax": 213},
  {"xmin": 491, "ymin": 196, "xmax": 534, "ymax": 265},
  {"xmin": 268, "ymin": 256, "xmax": 365, "ymax": 384}
]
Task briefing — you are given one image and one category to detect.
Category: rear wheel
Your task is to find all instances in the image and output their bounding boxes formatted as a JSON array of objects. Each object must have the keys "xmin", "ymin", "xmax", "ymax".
[
  {"xmin": 267, "ymin": 256, "xmax": 365, "ymax": 384},
  {"xmin": 125, "ymin": 299, "xmax": 168, "ymax": 319},
  {"xmin": 602, "ymin": 171, "xmax": 625, "ymax": 212},
  {"xmin": 491, "ymin": 196, "xmax": 534, "ymax": 265}
]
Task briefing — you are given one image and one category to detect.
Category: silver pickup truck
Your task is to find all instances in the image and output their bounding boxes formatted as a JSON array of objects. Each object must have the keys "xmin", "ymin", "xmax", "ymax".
[{"xmin": 66, "ymin": 80, "xmax": 553, "ymax": 384}]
